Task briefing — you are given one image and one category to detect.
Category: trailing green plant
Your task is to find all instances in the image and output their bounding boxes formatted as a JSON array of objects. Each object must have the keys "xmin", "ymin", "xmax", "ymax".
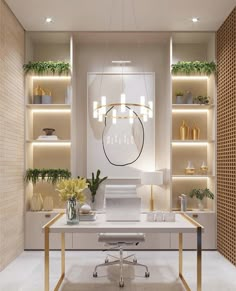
[
  {"xmin": 193, "ymin": 95, "xmax": 210, "ymax": 105},
  {"xmin": 171, "ymin": 61, "xmax": 217, "ymax": 75},
  {"xmin": 23, "ymin": 61, "xmax": 70, "ymax": 75},
  {"xmin": 189, "ymin": 188, "xmax": 214, "ymax": 201},
  {"xmin": 25, "ymin": 168, "xmax": 71, "ymax": 185},
  {"xmin": 79, "ymin": 170, "xmax": 108, "ymax": 203},
  {"xmin": 175, "ymin": 91, "xmax": 184, "ymax": 96}
]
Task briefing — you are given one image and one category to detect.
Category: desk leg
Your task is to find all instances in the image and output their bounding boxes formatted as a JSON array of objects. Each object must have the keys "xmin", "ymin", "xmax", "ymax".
[
  {"xmin": 197, "ymin": 227, "xmax": 202, "ymax": 291},
  {"xmin": 179, "ymin": 233, "xmax": 191, "ymax": 291},
  {"xmin": 54, "ymin": 233, "xmax": 65, "ymax": 291},
  {"xmin": 179, "ymin": 233, "xmax": 183, "ymax": 276},
  {"xmin": 45, "ymin": 228, "xmax": 50, "ymax": 291}
]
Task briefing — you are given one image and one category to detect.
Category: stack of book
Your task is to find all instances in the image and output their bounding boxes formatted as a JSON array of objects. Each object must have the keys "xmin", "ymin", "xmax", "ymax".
[
  {"xmin": 37, "ymin": 135, "xmax": 58, "ymax": 140},
  {"xmin": 79, "ymin": 211, "xmax": 96, "ymax": 221}
]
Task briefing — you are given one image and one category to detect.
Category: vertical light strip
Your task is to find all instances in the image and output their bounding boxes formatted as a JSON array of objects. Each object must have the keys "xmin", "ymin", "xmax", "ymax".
[
  {"xmin": 112, "ymin": 109, "xmax": 117, "ymax": 124},
  {"xmin": 129, "ymin": 109, "xmax": 134, "ymax": 124},
  {"xmin": 148, "ymin": 101, "xmax": 153, "ymax": 118},
  {"xmin": 121, "ymin": 93, "xmax": 126, "ymax": 112},
  {"xmin": 101, "ymin": 96, "xmax": 106, "ymax": 114}
]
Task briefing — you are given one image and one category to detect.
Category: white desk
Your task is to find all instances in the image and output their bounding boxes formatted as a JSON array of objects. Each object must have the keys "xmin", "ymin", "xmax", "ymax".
[{"xmin": 43, "ymin": 213, "xmax": 203, "ymax": 291}]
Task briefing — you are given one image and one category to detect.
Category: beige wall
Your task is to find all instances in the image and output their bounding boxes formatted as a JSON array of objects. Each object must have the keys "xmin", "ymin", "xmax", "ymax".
[{"xmin": 0, "ymin": 0, "xmax": 25, "ymax": 271}]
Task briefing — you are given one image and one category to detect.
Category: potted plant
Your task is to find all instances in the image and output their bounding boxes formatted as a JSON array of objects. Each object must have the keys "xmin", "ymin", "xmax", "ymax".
[
  {"xmin": 23, "ymin": 61, "xmax": 70, "ymax": 75},
  {"xmin": 189, "ymin": 188, "xmax": 214, "ymax": 210},
  {"xmin": 81, "ymin": 170, "xmax": 108, "ymax": 206},
  {"xmin": 171, "ymin": 61, "xmax": 217, "ymax": 75},
  {"xmin": 25, "ymin": 168, "xmax": 71, "ymax": 185},
  {"xmin": 56, "ymin": 178, "xmax": 88, "ymax": 224},
  {"xmin": 175, "ymin": 91, "xmax": 185, "ymax": 104},
  {"xmin": 193, "ymin": 95, "xmax": 210, "ymax": 105}
]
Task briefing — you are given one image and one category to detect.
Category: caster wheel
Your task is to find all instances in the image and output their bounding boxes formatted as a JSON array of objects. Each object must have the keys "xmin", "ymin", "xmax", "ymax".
[
  {"xmin": 133, "ymin": 258, "xmax": 137, "ymax": 263},
  {"xmin": 93, "ymin": 272, "xmax": 98, "ymax": 278},
  {"xmin": 105, "ymin": 258, "xmax": 109, "ymax": 263},
  {"xmin": 145, "ymin": 272, "xmax": 150, "ymax": 278},
  {"xmin": 119, "ymin": 280, "xmax": 124, "ymax": 288}
]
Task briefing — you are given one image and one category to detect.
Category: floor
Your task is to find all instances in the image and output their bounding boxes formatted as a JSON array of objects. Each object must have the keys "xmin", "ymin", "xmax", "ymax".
[{"xmin": 0, "ymin": 251, "xmax": 236, "ymax": 291}]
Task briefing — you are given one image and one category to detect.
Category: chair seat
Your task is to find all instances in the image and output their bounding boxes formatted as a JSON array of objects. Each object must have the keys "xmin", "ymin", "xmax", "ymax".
[{"xmin": 98, "ymin": 233, "xmax": 145, "ymax": 244}]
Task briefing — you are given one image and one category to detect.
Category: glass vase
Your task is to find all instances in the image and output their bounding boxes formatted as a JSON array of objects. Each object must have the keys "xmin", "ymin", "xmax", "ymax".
[{"xmin": 66, "ymin": 198, "xmax": 79, "ymax": 225}]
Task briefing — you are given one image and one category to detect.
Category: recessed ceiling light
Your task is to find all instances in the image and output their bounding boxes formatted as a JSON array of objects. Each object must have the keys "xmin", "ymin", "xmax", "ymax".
[
  {"xmin": 45, "ymin": 17, "xmax": 53, "ymax": 23},
  {"xmin": 192, "ymin": 17, "xmax": 200, "ymax": 23}
]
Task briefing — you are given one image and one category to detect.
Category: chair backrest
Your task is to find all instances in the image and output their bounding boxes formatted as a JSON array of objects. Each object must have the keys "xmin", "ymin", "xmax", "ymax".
[{"xmin": 105, "ymin": 185, "xmax": 141, "ymax": 221}]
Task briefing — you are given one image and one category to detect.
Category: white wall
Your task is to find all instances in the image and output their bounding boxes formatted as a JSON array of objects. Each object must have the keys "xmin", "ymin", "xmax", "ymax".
[{"xmin": 75, "ymin": 41, "xmax": 171, "ymax": 211}]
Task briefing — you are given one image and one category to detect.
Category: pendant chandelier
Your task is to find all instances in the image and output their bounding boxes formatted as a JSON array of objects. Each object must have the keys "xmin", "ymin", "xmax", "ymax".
[{"xmin": 92, "ymin": 0, "xmax": 153, "ymax": 125}]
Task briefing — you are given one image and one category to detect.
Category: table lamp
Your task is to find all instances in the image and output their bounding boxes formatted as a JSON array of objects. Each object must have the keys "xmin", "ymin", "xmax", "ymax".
[{"xmin": 141, "ymin": 171, "xmax": 163, "ymax": 211}]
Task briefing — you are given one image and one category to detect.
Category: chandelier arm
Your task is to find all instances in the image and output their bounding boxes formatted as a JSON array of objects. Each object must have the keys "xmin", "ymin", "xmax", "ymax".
[{"xmin": 102, "ymin": 105, "xmax": 145, "ymax": 167}]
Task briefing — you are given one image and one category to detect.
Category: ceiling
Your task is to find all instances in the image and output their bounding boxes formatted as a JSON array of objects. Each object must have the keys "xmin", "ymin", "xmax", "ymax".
[{"xmin": 6, "ymin": 0, "xmax": 236, "ymax": 32}]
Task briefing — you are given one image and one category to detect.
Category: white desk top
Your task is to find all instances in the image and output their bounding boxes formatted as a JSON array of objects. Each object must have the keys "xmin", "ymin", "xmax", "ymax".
[{"xmin": 46, "ymin": 214, "xmax": 203, "ymax": 234}]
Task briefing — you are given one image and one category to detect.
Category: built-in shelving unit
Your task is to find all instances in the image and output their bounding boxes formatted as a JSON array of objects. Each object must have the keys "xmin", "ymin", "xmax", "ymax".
[
  {"xmin": 24, "ymin": 33, "xmax": 73, "ymax": 211},
  {"xmin": 171, "ymin": 33, "xmax": 216, "ymax": 216}
]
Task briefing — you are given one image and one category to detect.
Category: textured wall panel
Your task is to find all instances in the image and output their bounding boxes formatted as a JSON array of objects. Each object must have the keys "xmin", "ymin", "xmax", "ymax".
[
  {"xmin": 217, "ymin": 7, "xmax": 236, "ymax": 266},
  {"xmin": 0, "ymin": 0, "xmax": 24, "ymax": 271}
]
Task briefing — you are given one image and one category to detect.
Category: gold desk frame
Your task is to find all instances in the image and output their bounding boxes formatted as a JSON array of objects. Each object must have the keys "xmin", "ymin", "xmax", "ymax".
[{"xmin": 43, "ymin": 212, "xmax": 203, "ymax": 291}]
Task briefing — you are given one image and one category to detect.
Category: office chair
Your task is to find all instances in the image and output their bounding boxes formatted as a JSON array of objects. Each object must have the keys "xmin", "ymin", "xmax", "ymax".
[{"xmin": 93, "ymin": 233, "xmax": 150, "ymax": 287}]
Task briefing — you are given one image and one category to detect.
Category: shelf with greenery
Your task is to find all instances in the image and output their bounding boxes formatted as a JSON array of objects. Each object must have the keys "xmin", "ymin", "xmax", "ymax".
[
  {"xmin": 25, "ymin": 168, "xmax": 71, "ymax": 185},
  {"xmin": 171, "ymin": 61, "xmax": 217, "ymax": 75},
  {"xmin": 23, "ymin": 61, "xmax": 70, "ymax": 75}
]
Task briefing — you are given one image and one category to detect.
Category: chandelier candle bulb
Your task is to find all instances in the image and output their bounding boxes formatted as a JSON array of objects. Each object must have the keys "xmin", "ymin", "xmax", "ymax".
[
  {"xmin": 98, "ymin": 109, "xmax": 103, "ymax": 122},
  {"xmin": 120, "ymin": 93, "xmax": 126, "ymax": 112},
  {"xmin": 101, "ymin": 96, "xmax": 106, "ymax": 114},
  {"xmin": 148, "ymin": 101, "xmax": 153, "ymax": 118},
  {"xmin": 112, "ymin": 109, "xmax": 117, "ymax": 124},
  {"xmin": 140, "ymin": 96, "xmax": 145, "ymax": 114},
  {"xmin": 143, "ymin": 111, "xmax": 148, "ymax": 122},
  {"xmin": 93, "ymin": 101, "xmax": 98, "ymax": 118},
  {"xmin": 129, "ymin": 109, "xmax": 134, "ymax": 124}
]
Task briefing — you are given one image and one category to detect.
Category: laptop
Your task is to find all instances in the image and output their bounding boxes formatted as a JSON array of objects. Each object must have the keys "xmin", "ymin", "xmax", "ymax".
[{"xmin": 105, "ymin": 194, "xmax": 141, "ymax": 221}]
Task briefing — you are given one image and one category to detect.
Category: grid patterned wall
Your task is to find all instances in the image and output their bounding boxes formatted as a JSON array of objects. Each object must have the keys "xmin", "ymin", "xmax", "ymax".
[
  {"xmin": 217, "ymin": 7, "xmax": 236, "ymax": 266},
  {"xmin": 0, "ymin": 0, "xmax": 25, "ymax": 271}
]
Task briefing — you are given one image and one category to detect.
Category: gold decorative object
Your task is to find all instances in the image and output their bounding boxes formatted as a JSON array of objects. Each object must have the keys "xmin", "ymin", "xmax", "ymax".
[
  {"xmin": 200, "ymin": 161, "xmax": 208, "ymax": 175},
  {"xmin": 185, "ymin": 160, "xmax": 195, "ymax": 175},
  {"xmin": 192, "ymin": 125, "xmax": 200, "ymax": 140},
  {"xmin": 43, "ymin": 196, "xmax": 54, "ymax": 211},
  {"xmin": 30, "ymin": 193, "xmax": 43, "ymax": 211},
  {"xmin": 179, "ymin": 120, "xmax": 189, "ymax": 140}
]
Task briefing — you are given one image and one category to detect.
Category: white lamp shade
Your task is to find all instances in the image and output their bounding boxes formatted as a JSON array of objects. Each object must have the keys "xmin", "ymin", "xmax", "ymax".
[{"xmin": 141, "ymin": 171, "xmax": 163, "ymax": 186}]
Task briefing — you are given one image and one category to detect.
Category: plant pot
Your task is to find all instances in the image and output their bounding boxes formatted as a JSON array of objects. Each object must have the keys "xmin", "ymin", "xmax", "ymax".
[
  {"xmin": 33, "ymin": 95, "xmax": 42, "ymax": 104},
  {"xmin": 66, "ymin": 199, "xmax": 79, "ymax": 224},
  {"xmin": 176, "ymin": 95, "xmax": 185, "ymax": 104},
  {"xmin": 42, "ymin": 95, "xmax": 52, "ymax": 104}
]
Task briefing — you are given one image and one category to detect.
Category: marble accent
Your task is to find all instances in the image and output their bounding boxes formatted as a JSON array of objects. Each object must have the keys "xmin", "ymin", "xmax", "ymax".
[{"xmin": 0, "ymin": 251, "xmax": 236, "ymax": 291}]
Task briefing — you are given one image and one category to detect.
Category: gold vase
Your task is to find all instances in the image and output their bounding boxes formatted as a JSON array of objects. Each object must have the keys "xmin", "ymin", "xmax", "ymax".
[
  {"xmin": 192, "ymin": 125, "xmax": 200, "ymax": 140},
  {"xmin": 180, "ymin": 120, "xmax": 189, "ymax": 140}
]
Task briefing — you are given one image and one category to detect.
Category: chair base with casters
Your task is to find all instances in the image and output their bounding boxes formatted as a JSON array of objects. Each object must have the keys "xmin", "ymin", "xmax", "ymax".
[{"xmin": 93, "ymin": 233, "xmax": 150, "ymax": 288}]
